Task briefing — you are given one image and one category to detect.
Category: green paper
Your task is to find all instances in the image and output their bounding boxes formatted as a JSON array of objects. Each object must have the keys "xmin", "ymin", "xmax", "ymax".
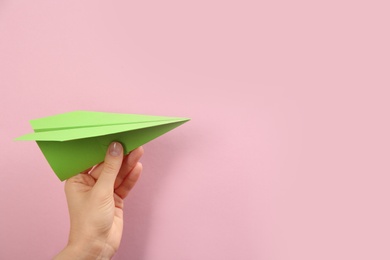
[{"xmin": 15, "ymin": 111, "xmax": 190, "ymax": 181}]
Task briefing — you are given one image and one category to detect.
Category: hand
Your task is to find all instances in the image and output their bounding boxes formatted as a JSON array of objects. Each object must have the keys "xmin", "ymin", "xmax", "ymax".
[{"xmin": 55, "ymin": 142, "xmax": 143, "ymax": 260}]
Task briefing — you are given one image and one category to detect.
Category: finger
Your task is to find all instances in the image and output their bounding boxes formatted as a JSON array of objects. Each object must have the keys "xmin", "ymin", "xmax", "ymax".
[
  {"xmin": 89, "ymin": 146, "xmax": 143, "ymax": 181},
  {"xmin": 113, "ymin": 193, "xmax": 124, "ymax": 210},
  {"xmin": 94, "ymin": 142, "xmax": 124, "ymax": 193},
  {"xmin": 89, "ymin": 161, "xmax": 104, "ymax": 179},
  {"xmin": 89, "ymin": 148, "xmax": 141, "ymax": 182},
  {"xmin": 115, "ymin": 162, "xmax": 142, "ymax": 199},
  {"xmin": 114, "ymin": 146, "xmax": 144, "ymax": 189},
  {"xmin": 65, "ymin": 173, "xmax": 96, "ymax": 194}
]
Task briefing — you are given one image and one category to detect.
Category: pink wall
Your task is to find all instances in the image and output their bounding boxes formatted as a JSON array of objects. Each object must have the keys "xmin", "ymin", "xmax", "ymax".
[{"xmin": 1, "ymin": 1, "xmax": 389, "ymax": 259}]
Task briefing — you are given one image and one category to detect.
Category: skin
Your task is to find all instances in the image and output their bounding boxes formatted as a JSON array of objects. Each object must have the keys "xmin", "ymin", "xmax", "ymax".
[{"xmin": 55, "ymin": 142, "xmax": 144, "ymax": 260}]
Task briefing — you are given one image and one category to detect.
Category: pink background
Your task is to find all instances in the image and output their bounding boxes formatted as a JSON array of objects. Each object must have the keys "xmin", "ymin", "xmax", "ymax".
[{"xmin": 1, "ymin": 1, "xmax": 389, "ymax": 259}]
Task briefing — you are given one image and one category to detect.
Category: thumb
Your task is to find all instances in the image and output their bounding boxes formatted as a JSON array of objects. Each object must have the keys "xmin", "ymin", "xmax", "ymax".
[{"xmin": 94, "ymin": 142, "xmax": 124, "ymax": 193}]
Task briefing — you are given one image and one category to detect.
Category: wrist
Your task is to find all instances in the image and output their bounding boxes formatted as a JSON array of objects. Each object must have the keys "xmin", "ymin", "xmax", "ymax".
[{"xmin": 54, "ymin": 239, "xmax": 114, "ymax": 260}]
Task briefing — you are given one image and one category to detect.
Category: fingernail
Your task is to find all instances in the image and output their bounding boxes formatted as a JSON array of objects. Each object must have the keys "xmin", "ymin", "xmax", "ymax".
[{"xmin": 109, "ymin": 142, "xmax": 122, "ymax": 157}]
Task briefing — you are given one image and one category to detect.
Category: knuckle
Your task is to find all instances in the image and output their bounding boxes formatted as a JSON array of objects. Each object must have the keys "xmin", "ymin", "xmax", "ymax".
[
  {"xmin": 66, "ymin": 174, "xmax": 84, "ymax": 184},
  {"xmin": 103, "ymin": 160, "xmax": 119, "ymax": 174}
]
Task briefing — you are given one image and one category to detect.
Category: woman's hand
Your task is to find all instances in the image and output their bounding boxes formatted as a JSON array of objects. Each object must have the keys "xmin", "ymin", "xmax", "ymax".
[{"xmin": 55, "ymin": 142, "xmax": 143, "ymax": 260}]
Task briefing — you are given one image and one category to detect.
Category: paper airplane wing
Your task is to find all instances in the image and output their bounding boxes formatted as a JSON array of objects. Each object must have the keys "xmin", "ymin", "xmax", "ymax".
[{"xmin": 15, "ymin": 111, "xmax": 190, "ymax": 181}]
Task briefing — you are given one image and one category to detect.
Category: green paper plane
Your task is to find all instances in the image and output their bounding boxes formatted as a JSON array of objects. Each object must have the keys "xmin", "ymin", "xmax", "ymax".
[{"xmin": 15, "ymin": 111, "xmax": 190, "ymax": 181}]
